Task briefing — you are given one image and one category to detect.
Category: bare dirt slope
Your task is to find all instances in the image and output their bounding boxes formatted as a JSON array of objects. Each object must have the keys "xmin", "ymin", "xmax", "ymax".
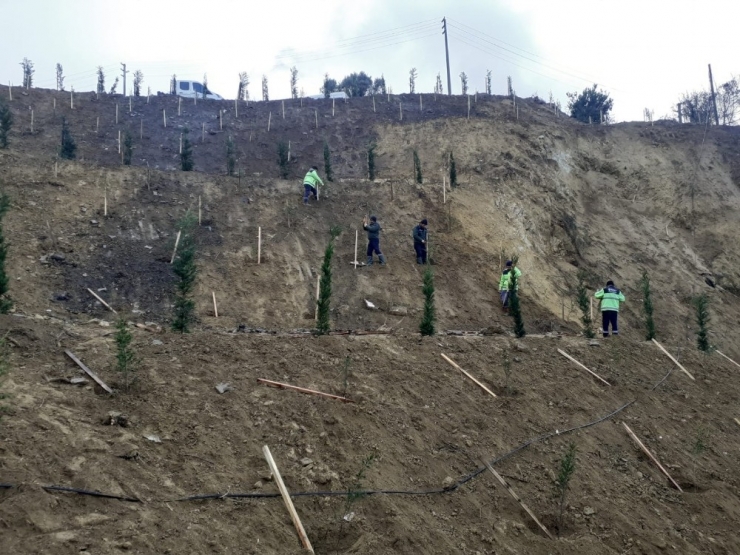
[{"xmin": 1, "ymin": 88, "xmax": 740, "ymax": 554}]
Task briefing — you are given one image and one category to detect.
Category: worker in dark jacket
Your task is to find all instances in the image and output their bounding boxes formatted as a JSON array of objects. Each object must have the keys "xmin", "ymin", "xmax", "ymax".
[
  {"xmin": 363, "ymin": 215, "xmax": 386, "ymax": 266},
  {"xmin": 412, "ymin": 219, "xmax": 428, "ymax": 264},
  {"xmin": 594, "ymin": 280, "xmax": 626, "ymax": 337}
]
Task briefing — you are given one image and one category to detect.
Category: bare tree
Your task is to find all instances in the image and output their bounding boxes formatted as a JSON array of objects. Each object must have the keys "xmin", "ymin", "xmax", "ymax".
[
  {"xmin": 290, "ymin": 67, "xmax": 298, "ymax": 99},
  {"xmin": 678, "ymin": 91, "xmax": 714, "ymax": 124},
  {"xmin": 56, "ymin": 64, "xmax": 65, "ymax": 91},
  {"xmin": 109, "ymin": 77, "xmax": 119, "ymax": 95},
  {"xmin": 262, "ymin": 75, "xmax": 269, "ymax": 101},
  {"xmin": 434, "ymin": 73, "xmax": 443, "ymax": 95},
  {"xmin": 238, "ymin": 72, "xmax": 250, "ymax": 100},
  {"xmin": 133, "ymin": 70, "xmax": 144, "ymax": 97},
  {"xmin": 409, "ymin": 68, "xmax": 417, "ymax": 94},
  {"xmin": 507, "ymin": 76, "xmax": 514, "ymax": 97},
  {"xmin": 459, "ymin": 72, "xmax": 468, "ymax": 95},
  {"xmin": 485, "ymin": 70, "xmax": 492, "ymax": 95},
  {"xmin": 20, "ymin": 58, "xmax": 34, "ymax": 88},
  {"xmin": 717, "ymin": 76, "xmax": 740, "ymax": 125}
]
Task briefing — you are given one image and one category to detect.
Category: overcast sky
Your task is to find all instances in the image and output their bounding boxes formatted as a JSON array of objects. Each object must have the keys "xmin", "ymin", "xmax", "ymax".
[{"xmin": 1, "ymin": 0, "xmax": 737, "ymax": 122}]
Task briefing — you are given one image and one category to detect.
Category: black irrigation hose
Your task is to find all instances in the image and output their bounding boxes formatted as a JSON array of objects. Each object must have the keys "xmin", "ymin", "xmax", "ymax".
[
  {"xmin": 174, "ymin": 399, "xmax": 636, "ymax": 502},
  {"xmin": 41, "ymin": 485, "xmax": 141, "ymax": 502}
]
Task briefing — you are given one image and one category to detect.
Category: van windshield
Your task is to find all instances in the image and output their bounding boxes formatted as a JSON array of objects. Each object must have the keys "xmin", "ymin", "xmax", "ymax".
[{"xmin": 192, "ymin": 82, "xmax": 203, "ymax": 93}]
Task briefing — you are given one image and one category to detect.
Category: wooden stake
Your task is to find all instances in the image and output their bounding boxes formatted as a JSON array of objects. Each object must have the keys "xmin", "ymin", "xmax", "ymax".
[
  {"xmin": 104, "ymin": 189, "xmax": 108, "ymax": 216},
  {"xmin": 179, "ymin": 133, "xmax": 182, "ymax": 154},
  {"xmin": 516, "ymin": 106, "xmax": 519, "ymax": 120},
  {"xmin": 140, "ymin": 118, "xmax": 143, "ymax": 139},
  {"xmin": 258, "ymin": 378, "xmax": 354, "ymax": 403},
  {"xmin": 373, "ymin": 95, "xmax": 376, "ymax": 112},
  {"xmin": 257, "ymin": 226, "xmax": 262, "ymax": 264},
  {"xmin": 420, "ymin": 94, "xmax": 422, "ymax": 111},
  {"xmin": 202, "ymin": 122, "xmax": 205, "ymax": 142},
  {"xmin": 482, "ymin": 459, "xmax": 553, "ymax": 539},
  {"xmin": 623, "ymin": 423, "xmax": 683, "ymax": 492},
  {"xmin": 65, "ymin": 350, "xmax": 113, "ymax": 394},
  {"xmin": 716, "ymin": 350, "xmax": 740, "ymax": 370},
  {"xmin": 651, "ymin": 339, "xmax": 695, "ymax": 380},
  {"xmin": 332, "ymin": 98, "xmax": 335, "ymax": 117},
  {"xmin": 70, "ymin": 90, "xmax": 74, "ymax": 109},
  {"xmin": 557, "ymin": 349, "xmax": 611, "ymax": 386},
  {"xmin": 212, "ymin": 292, "xmax": 218, "ymax": 318},
  {"xmin": 590, "ymin": 296, "xmax": 593, "ymax": 322},
  {"xmin": 116, "ymin": 103, "xmax": 119, "ymax": 124},
  {"xmin": 314, "ymin": 275, "xmax": 320, "ymax": 321},
  {"xmin": 288, "ymin": 140, "xmax": 291, "ymax": 161},
  {"xmin": 734, "ymin": 418, "xmax": 740, "ymax": 428},
  {"xmin": 96, "ymin": 116, "xmax": 99, "ymax": 133},
  {"xmin": 129, "ymin": 96, "xmax": 132, "ymax": 114},
  {"xmin": 234, "ymin": 98, "xmax": 238, "ymax": 118},
  {"xmin": 8, "ymin": 82, "xmax": 11, "ymax": 100},
  {"xmin": 467, "ymin": 95, "xmax": 470, "ymax": 119},
  {"xmin": 440, "ymin": 353, "xmax": 497, "ymax": 398},
  {"xmin": 118, "ymin": 130, "xmax": 121, "ymax": 153},
  {"xmin": 54, "ymin": 161, "xmax": 58, "ymax": 178},
  {"xmin": 282, "ymin": 100, "xmax": 285, "ymax": 119},
  {"xmin": 354, "ymin": 229, "xmax": 358, "ymax": 268},
  {"xmin": 219, "ymin": 110, "xmax": 222, "ymax": 130},
  {"xmin": 267, "ymin": 111, "xmax": 271, "ymax": 131},
  {"xmin": 443, "ymin": 176, "xmax": 446, "ymax": 204},
  {"xmin": 178, "ymin": 96, "xmax": 181, "ymax": 116},
  {"xmin": 170, "ymin": 231, "xmax": 181, "ymax": 264},
  {"xmin": 163, "ymin": 109, "xmax": 166, "ymax": 128},
  {"xmin": 198, "ymin": 196, "xmax": 202, "ymax": 225},
  {"xmin": 262, "ymin": 445, "xmax": 315, "ymax": 553},
  {"xmin": 314, "ymin": 109, "xmax": 318, "ymax": 128},
  {"xmin": 30, "ymin": 110, "xmax": 33, "ymax": 133},
  {"xmin": 399, "ymin": 101, "xmax": 403, "ymax": 121},
  {"xmin": 87, "ymin": 288, "xmax": 116, "ymax": 314}
]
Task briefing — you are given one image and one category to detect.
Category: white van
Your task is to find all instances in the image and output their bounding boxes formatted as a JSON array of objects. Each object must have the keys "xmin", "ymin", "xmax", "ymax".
[{"xmin": 175, "ymin": 80, "xmax": 223, "ymax": 100}]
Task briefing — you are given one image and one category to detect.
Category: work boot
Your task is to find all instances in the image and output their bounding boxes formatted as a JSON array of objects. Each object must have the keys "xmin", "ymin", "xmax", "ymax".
[
  {"xmin": 366, "ymin": 256, "xmax": 374, "ymax": 266},
  {"xmin": 378, "ymin": 254, "xmax": 387, "ymax": 266},
  {"xmin": 417, "ymin": 257, "xmax": 423, "ymax": 264}
]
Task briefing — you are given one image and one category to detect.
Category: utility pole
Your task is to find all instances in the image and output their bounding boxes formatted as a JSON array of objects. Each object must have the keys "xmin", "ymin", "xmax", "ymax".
[
  {"xmin": 442, "ymin": 17, "xmax": 452, "ymax": 96},
  {"xmin": 121, "ymin": 63, "xmax": 129, "ymax": 96},
  {"xmin": 708, "ymin": 64, "xmax": 720, "ymax": 126}
]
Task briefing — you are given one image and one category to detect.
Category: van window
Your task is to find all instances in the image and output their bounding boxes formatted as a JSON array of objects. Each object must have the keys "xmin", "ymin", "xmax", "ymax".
[
  {"xmin": 192, "ymin": 82, "xmax": 203, "ymax": 93},
  {"xmin": 179, "ymin": 81, "xmax": 190, "ymax": 91}
]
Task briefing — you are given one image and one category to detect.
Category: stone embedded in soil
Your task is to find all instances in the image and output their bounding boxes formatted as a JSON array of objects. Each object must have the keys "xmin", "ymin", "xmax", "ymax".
[
  {"xmin": 300, "ymin": 458, "xmax": 313, "ymax": 467},
  {"xmin": 442, "ymin": 476, "xmax": 455, "ymax": 489}
]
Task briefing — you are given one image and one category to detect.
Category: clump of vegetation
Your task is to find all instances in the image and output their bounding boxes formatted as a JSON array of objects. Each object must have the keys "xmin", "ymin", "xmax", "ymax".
[
  {"xmin": 0, "ymin": 100, "xmax": 12, "ymax": 148},
  {"xmin": 419, "ymin": 267, "xmax": 436, "ymax": 336},
  {"xmin": 449, "ymin": 152, "xmax": 457, "ymax": 187},
  {"xmin": 367, "ymin": 143, "xmax": 377, "ymax": 180},
  {"xmin": 640, "ymin": 270, "xmax": 656, "ymax": 340},
  {"xmin": 56, "ymin": 63, "xmax": 65, "ymax": 91},
  {"xmin": 413, "ymin": 150, "xmax": 422, "ymax": 184},
  {"xmin": 237, "ymin": 72, "xmax": 250, "ymax": 100},
  {"xmin": 459, "ymin": 71, "xmax": 468, "ymax": 95},
  {"xmin": 171, "ymin": 213, "xmax": 198, "ymax": 333},
  {"xmin": 59, "ymin": 117, "xmax": 76, "ymax": 160},
  {"xmin": 576, "ymin": 270, "xmax": 594, "ymax": 338},
  {"xmin": 409, "ymin": 67, "xmax": 417, "ymax": 94},
  {"xmin": 123, "ymin": 132, "xmax": 133, "ymax": 165},
  {"xmin": 338, "ymin": 453, "xmax": 376, "ymax": 538},
  {"xmin": 509, "ymin": 268, "xmax": 526, "ymax": 338},
  {"xmin": 691, "ymin": 427, "xmax": 708, "ymax": 456},
  {"xmin": 262, "ymin": 75, "xmax": 269, "ymax": 101},
  {"xmin": 554, "ymin": 443, "xmax": 577, "ymax": 535},
  {"xmin": 226, "ymin": 135, "xmax": 236, "ymax": 176},
  {"xmin": 114, "ymin": 318, "xmax": 138, "ymax": 392},
  {"xmin": 277, "ymin": 141, "xmax": 289, "ymax": 178},
  {"xmin": 694, "ymin": 293, "xmax": 711, "ymax": 352},
  {"xmin": 109, "ymin": 77, "xmax": 119, "ymax": 95},
  {"xmin": 290, "ymin": 66, "xmax": 299, "ymax": 99},
  {"xmin": 567, "ymin": 84, "xmax": 614, "ymax": 124},
  {"xmin": 316, "ymin": 227, "xmax": 341, "ymax": 335},
  {"xmin": 323, "ymin": 142, "xmax": 334, "ymax": 182},
  {"xmin": 180, "ymin": 129, "xmax": 193, "ymax": 171},
  {"xmin": 169, "ymin": 74, "xmax": 176, "ymax": 95}
]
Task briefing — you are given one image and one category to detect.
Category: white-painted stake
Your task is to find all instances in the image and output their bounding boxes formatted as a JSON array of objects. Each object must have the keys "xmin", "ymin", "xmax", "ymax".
[
  {"xmin": 420, "ymin": 94, "xmax": 422, "ymax": 111},
  {"xmin": 443, "ymin": 175, "xmax": 446, "ymax": 204},
  {"xmin": 373, "ymin": 95, "xmax": 376, "ymax": 112},
  {"xmin": 282, "ymin": 100, "xmax": 285, "ymax": 119},
  {"xmin": 234, "ymin": 98, "xmax": 238, "ymax": 118},
  {"xmin": 467, "ymin": 95, "xmax": 471, "ymax": 119},
  {"xmin": 170, "ymin": 231, "xmax": 181, "ymax": 264},
  {"xmin": 314, "ymin": 275, "xmax": 320, "ymax": 321},
  {"xmin": 198, "ymin": 195, "xmax": 202, "ymax": 225},
  {"xmin": 70, "ymin": 90, "xmax": 74, "ymax": 109},
  {"xmin": 179, "ymin": 133, "xmax": 182, "ymax": 154},
  {"xmin": 332, "ymin": 98, "xmax": 335, "ymax": 117},
  {"xmin": 140, "ymin": 118, "xmax": 143, "ymax": 139},
  {"xmin": 288, "ymin": 140, "xmax": 291, "ymax": 161},
  {"xmin": 129, "ymin": 96, "xmax": 132, "ymax": 114},
  {"xmin": 178, "ymin": 96, "xmax": 181, "ymax": 116},
  {"xmin": 400, "ymin": 101, "xmax": 403, "ymax": 121},
  {"xmin": 354, "ymin": 230, "xmax": 358, "ymax": 269},
  {"xmin": 267, "ymin": 111, "xmax": 271, "ymax": 131},
  {"xmin": 7, "ymin": 82, "xmax": 11, "ymax": 100},
  {"xmin": 163, "ymin": 109, "xmax": 166, "ymax": 127},
  {"xmin": 104, "ymin": 189, "xmax": 108, "ymax": 216},
  {"xmin": 116, "ymin": 103, "xmax": 118, "ymax": 124},
  {"xmin": 314, "ymin": 109, "xmax": 318, "ymax": 128},
  {"xmin": 118, "ymin": 130, "xmax": 121, "ymax": 153},
  {"xmin": 30, "ymin": 110, "xmax": 34, "ymax": 133},
  {"xmin": 212, "ymin": 292, "xmax": 218, "ymax": 318},
  {"xmin": 257, "ymin": 226, "xmax": 262, "ymax": 264},
  {"xmin": 202, "ymin": 122, "xmax": 205, "ymax": 142},
  {"xmin": 96, "ymin": 116, "xmax": 99, "ymax": 133},
  {"xmin": 219, "ymin": 110, "xmax": 222, "ymax": 130}
]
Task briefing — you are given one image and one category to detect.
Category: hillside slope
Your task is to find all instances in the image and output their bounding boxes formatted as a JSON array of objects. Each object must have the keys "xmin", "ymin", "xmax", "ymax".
[{"xmin": 1, "ymin": 88, "xmax": 740, "ymax": 554}]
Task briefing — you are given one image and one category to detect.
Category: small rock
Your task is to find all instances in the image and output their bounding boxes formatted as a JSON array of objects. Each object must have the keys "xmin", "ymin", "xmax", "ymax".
[
  {"xmin": 513, "ymin": 341, "xmax": 529, "ymax": 352},
  {"xmin": 53, "ymin": 292, "xmax": 70, "ymax": 301},
  {"xmin": 98, "ymin": 320, "xmax": 110, "ymax": 327},
  {"xmin": 90, "ymin": 220, "xmax": 99, "ymax": 226},
  {"xmin": 589, "ymin": 339, "xmax": 601, "ymax": 347},
  {"xmin": 143, "ymin": 434, "xmax": 162, "ymax": 443},
  {"xmin": 513, "ymin": 357, "xmax": 522, "ymax": 363},
  {"xmin": 388, "ymin": 306, "xmax": 408, "ymax": 316},
  {"xmin": 442, "ymin": 476, "xmax": 455, "ymax": 489},
  {"xmin": 103, "ymin": 411, "xmax": 129, "ymax": 427},
  {"xmin": 152, "ymin": 339, "xmax": 163, "ymax": 345},
  {"xmin": 215, "ymin": 383, "xmax": 233, "ymax": 394},
  {"xmin": 583, "ymin": 507, "xmax": 596, "ymax": 516},
  {"xmin": 481, "ymin": 325, "xmax": 505, "ymax": 335},
  {"xmin": 300, "ymin": 458, "xmax": 313, "ymax": 467},
  {"xmin": 49, "ymin": 253, "xmax": 66, "ymax": 262},
  {"xmin": 253, "ymin": 480, "xmax": 263, "ymax": 489}
]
